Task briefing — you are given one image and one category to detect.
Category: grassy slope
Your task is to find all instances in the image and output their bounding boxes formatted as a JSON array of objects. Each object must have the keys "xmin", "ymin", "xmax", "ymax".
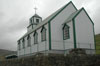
[
  {"xmin": 0, "ymin": 34, "xmax": 99, "ymax": 60},
  {"xmin": 96, "ymin": 34, "xmax": 100, "ymax": 54},
  {"xmin": 0, "ymin": 49, "xmax": 16, "ymax": 61}
]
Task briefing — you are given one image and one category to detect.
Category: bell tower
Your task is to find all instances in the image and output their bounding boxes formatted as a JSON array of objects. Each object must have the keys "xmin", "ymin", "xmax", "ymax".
[{"xmin": 27, "ymin": 7, "xmax": 42, "ymax": 31}]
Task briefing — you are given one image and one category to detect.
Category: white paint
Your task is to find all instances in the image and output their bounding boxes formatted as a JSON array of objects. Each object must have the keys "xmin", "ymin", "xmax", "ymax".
[
  {"xmin": 51, "ymin": 3, "xmax": 76, "ymax": 50},
  {"xmin": 18, "ymin": 2, "xmax": 95, "ymax": 57},
  {"xmin": 18, "ymin": 23, "xmax": 49, "ymax": 56},
  {"xmin": 75, "ymin": 10, "xmax": 95, "ymax": 49}
]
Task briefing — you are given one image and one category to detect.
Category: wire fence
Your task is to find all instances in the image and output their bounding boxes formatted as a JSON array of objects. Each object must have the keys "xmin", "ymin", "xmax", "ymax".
[
  {"xmin": 18, "ymin": 40, "xmax": 98, "ymax": 57},
  {"xmin": 19, "ymin": 40, "xmax": 95, "ymax": 50},
  {"xmin": 51, "ymin": 40, "xmax": 95, "ymax": 49}
]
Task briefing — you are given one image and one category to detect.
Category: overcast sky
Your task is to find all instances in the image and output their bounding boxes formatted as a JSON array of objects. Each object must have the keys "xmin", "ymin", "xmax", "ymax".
[{"xmin": 0, "ymin": 0, "xmax": 100, "ymax": 51}]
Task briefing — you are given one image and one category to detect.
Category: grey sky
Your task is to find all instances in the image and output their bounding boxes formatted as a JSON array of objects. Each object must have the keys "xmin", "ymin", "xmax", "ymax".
[{"xmin": 0, "ymin": 0, "xmax": 99, "ymax": 51}]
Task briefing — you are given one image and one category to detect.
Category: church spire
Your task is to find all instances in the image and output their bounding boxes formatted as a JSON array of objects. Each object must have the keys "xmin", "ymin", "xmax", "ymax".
[
  {"xmin": 27, "ymin": 0, "xmax": 42, "ymax": 31},
  {"xmin": 34, "ymin": 0, "xmax": 37, "ymax": 14},
  {"xmin": 34, "ymin": 7, "xmax": 37, "ymax": 14}
]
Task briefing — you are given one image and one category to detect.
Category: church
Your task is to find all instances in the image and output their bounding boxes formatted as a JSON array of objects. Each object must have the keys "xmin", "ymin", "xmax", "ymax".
[{"xmin": 17, "ymin": 1, "xmax": 95, "ymax": 57}]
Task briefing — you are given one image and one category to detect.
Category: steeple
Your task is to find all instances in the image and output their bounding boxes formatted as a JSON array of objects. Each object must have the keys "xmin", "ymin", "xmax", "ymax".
[
  {"xmin": 27, "ymin": 9, "xmax": 42, "ymax": 31},
  {"xmin": 27, "ymin": 0, "xmax": 42, "ymax": 31},
  {"xmin": 34, "ymin": 7, "xmax": 37, "ymax": 14}
]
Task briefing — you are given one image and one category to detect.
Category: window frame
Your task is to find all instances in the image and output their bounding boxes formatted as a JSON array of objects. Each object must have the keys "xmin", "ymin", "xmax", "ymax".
[
  {"xmin": 36, "ymin": 19, "xmax": 39, "ymax": 23},
  {"xmin": 62, "ymin": 24, "xmax": 70, "ymax": 40},
  {"xmin": 27, "ymin": 35, "xmax": 31, "ymax": 47},
  {"xmin": 33, "ymin": 31, "xmax": 38, "ymax": 44},
  {"xmin": 22, "ymin": 38, "xmax": 25, "ymax": 49},
  {"xmin": 18, "ymin": 40, "xmax": 21, "ymax": 50},
  {"xmin": 41, "ymin": 26, "xmax": 46, "ymax": 42}
]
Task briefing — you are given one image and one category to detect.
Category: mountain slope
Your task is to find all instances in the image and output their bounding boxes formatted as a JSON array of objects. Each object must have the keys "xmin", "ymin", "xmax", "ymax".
[
  {"xmin": 0, "ymin": 49, "xmax": 16, "ymax": 60},
  {"xmin": 0, "ymin": 49, "xmax": 16, "ymax": 56},
  {"xmin": 0, "ymin": 34, "xmax": 99, "ymax": 60}
]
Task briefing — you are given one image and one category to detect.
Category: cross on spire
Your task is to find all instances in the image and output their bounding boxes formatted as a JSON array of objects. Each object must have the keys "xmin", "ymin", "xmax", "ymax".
[{"xmin": 34, "ymin": 7, "xmax": 37, "ymax": 14}]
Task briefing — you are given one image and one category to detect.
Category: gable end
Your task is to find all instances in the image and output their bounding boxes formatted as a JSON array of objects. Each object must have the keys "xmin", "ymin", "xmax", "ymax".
[
  {"xmin": 49, "ymin": 1, "xmax": 77, "ymax": 22},
  {"xmin": 72, "ymin": 8, "xmax": 95, "ymax": 49},
  {"xmin": 73, "ymin": 8, "xmax": 94, "ymax": 25},
  {"xmin": 48, "ymin": 1, "xmax": 77, "ymax": 50}
]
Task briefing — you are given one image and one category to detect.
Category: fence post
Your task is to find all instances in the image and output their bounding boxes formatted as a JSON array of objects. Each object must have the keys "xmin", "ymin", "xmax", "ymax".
[
  {"xmin": 90, "ymin": 44, "xmax": 92, "ymax": 54},
  {"xmin": 37, "ymin": 43, "xmax": 39, "ymax": 54},
  {"xmin": 45, "ymin": 40, "xmax": 48, "ymax": 55},
  {"xmin": 77, "ymin": 42, "xmax": 80, "ymax": 48},
  {"xmin": 63, "ymin": 40, "xmax": 66, "ymax": 56},
  {"xmin": 90, "ymin": 43, "xmax": 91, "ymax": 49},
  {"xmin": 30, "ymin": 45, "xmax": 31, "ymax": 56},
  {"xmin": 24, "ymin": 47, "xmax": 25, "ymax": 56}
]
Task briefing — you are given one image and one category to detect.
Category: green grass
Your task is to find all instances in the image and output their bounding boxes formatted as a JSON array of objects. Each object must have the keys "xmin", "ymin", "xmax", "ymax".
[{"xmin": 96, "ymin": 34, "xmax": 100, "ymax": 54}]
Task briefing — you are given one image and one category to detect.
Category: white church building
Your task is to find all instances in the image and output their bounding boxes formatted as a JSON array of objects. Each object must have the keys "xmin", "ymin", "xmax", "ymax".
[{"xmin": 17, "ymin": 1, "xmax": 96, "ymax": 57}]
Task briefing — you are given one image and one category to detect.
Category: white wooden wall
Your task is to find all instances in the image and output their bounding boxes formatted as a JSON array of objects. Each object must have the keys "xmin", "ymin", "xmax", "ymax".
[
  {"xmin": 17, "ymin": 2, "xmax": 95, "ymax": 56},
  {"xmin": 18, "ymin": 23, "xmax": 49, "ymax": 56},
  {"xmin": 64, "ymin": 21, "xmax": 74, "ymax": 49},
  {"xmin": 75, "ymin": 10, "xmax": 95, "ymax": 49},
  {"xmin": 51, "ymin": 3, "xmax": 76, "ymax": 50}
]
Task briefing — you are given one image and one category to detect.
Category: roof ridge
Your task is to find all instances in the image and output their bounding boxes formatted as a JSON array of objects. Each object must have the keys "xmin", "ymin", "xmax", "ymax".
[
  {"xmin": 18, "ymin": 1, "xmax": 77, "ymax": 40},
  {"xmin": 62, "ymin": 8, "xmax": 83, "ymax": 24}
]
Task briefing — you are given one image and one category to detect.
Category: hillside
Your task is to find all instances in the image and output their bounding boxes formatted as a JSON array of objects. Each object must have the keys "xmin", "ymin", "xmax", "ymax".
[
  {"xmin": 0, "ymin": 49, "xmax": 16, "ymax": 61},
  {"xmin": 0, "ymin": 34, "xmax": 99, "ymax": 60},
  {"xmin": 0, "ymin": 54, "xmax": 100, "ymax": 66},
  {"xmin": 96, "ymin": 34, "xmax": 100, "ymax": 54},
  {"xmin": 0, "ymin": 49, "xmax": 16, "ymax": 56}
]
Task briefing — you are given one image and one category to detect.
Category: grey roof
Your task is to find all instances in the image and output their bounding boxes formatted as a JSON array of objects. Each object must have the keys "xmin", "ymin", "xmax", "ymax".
[
  {"xmin": 63, "ymin": 8, "xmax": 82, "ymax": 25},
  {"xmin": 18, "ymin": 1, "xmax": 76, "ymax": 41},
  {"xmin": 31, "ymin": 14, "xmax": 42, "ymax": 18},
  {"xmin": 18, "ymin": 3, "xmax": 67, "ymax": 41}
]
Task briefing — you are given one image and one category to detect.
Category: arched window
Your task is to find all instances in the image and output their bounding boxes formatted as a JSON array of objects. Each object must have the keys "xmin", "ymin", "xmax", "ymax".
[
  {"xmin": 33, "ymin": 31, "xmax": 38, "ymax": 44},
  {"xmin": 63, "ymin": 24, "xmax": 70, "ymax": 40},
  {"xmin": 22, "ymin": 38, "xmax": 25, "ymax": 49},
  {"xmin": 41, "ymin": 26, "xmax": 46, "ymax": 41},
  {"xmin": 27, "ymin": 35, "xmax": 31, "ymax": 47},
  {"xmin": 18, "ymin": 40, "xmax": 21, "ymax": 50}
]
